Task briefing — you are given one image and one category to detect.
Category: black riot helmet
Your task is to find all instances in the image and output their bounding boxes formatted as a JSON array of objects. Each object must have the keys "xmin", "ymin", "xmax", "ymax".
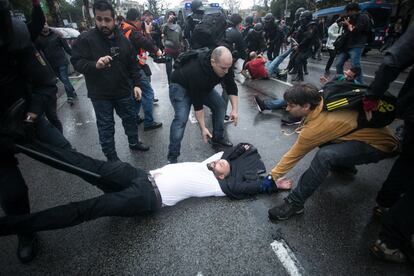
[
  {"xmin": 191, "ymin": 0, "xmax": 204, "ymax": 13},
  {"xmin": 299, "ymin": 10, "xmax": 313, "ymax": 26},
  {"xmin": 0, "ymin": 0, "xmax": 13, "ymax": 47},
  {"xmin": 245, "ymin": 15, "xmax": 253, "ymax": 26},
  {"xmin": 253, "ymin": 22, "xmax": 263, "ymax": 32},
  {"xmin": 264, "ymin": 13, "xmax": 274, "ymax": 24},
  {"xmin": 294, "ymin": 7, "xmax": 305, "ymax": 21}
]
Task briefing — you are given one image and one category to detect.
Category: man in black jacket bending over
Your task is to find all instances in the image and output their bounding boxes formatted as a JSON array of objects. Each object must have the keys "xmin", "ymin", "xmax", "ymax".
[
  {"xmin": 71, "ymin": 1, "xmax": 149, "ymax": 162},
  {"xmin": 168, "ymin": 46, "xmax": 239, "ymax": 164},
  {"xmin": 0, "ymin": 143, "xmax": 292, "ymax": 257}
]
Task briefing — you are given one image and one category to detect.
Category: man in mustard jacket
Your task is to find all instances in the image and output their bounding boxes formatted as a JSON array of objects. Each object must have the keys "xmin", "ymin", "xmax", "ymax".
[{"xmin": 266, "ymin": 83, "xmax": 399, "ymax": 221}]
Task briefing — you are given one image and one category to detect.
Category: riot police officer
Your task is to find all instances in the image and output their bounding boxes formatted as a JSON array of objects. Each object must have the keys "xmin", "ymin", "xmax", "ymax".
[
  {"xmin": 184, "ymin": 0, "xmax": 205, "ymax": 48},
  {"xmin": 0, "ymin": 0, "xmax": 73, "ymax": 263},
  {"xmin": 263, "ymin": 13, "xmax": 283, "ymax": 61},
  {"xmin": 291, "ymin": 10, "xmax": 318, "ymax": 82}
]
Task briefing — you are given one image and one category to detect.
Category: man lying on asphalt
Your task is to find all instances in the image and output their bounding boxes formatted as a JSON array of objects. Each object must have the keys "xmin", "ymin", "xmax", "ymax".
[
  {"xmin": 264, "ymin": 83, "xmax": 399, "ymax": 221},
  {"xmin": 0, "ymin": 142, "xmax": 291, "ymax": 259}
]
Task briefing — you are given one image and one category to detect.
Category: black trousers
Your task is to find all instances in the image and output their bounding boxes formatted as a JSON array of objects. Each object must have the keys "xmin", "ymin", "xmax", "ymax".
[
  {"xmin": 377, "ymin": 121, "xmax": 414, "ymax": 249},
  {"xmin": 325, "ymin": 49, "xmax": 336, "ymax": 74},
  {"xmin": 294, "ymin": 50, "xmax": 312, "ymax": 78},
  {"xmin": 0, "ymin": 117, "xmax": 71, "ymax": 219},
  {"xmin": 0, "ymin": 120, "xmax": 158, "ymax": 236}
]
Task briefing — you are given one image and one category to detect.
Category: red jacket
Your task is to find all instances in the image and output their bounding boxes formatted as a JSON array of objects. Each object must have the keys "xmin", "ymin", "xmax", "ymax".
[{"xmin": 245, "ymin": 57, "xmax": 268, "ymax": 79}]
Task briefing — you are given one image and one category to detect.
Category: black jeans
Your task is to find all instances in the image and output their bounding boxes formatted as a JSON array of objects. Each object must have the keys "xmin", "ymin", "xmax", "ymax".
[
  {"xmin": 289, "ymin": 141, "xmax": 389, "ymax": 205},
  {"xmin": 325, "ymin": 49, "xmax": 336, "ymax": 74},
  {"xmin": 43, "ymin": 93, "xmax": 63, "ymax": 133},
  {"xmin": 0, "ymin": 140, "xmax": 159, "ymax": 236},
  {"xmin": 377, "ymin": 122, "xmax": 414, "ymax": 249}
]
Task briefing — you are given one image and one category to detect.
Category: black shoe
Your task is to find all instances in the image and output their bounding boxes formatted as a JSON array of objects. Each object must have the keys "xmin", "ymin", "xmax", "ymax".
[
  {"xmin": 153, "ymin": 98, "xmax": 159, "ymax": 103},
  {"xmin": 211, "ymin": 137, "xmax": 233, "ymax": 147},
  {"xmin": 304, "ymin": 70, "xmax": 309, "ymax": 75},
  {"xmin": 288, "ymin": 70, "xmax": 297, "ymax": 75},
  {"xmin": 17, "ymin": 234, "xmax": 38, "ymax": 263},
  {"xmin": 144, "ymin": 121, "xmax": 162, "ymax": 131},
  {"xmin": 254, "ymin": 96, "xmax": 267, "ymax": 113},
  {"xmin": 268, "ymin": 197, "xmax": 304, "ymax": 221},
  {"xmin": 281, "ymin": 114, "xmax": 302, "ymax": 126},
  {"xmin": 67, "ymin": 97, "xmax": 74, "ymax": 106},
  {"xmin": 129, "ymin": 142, "xmax": 150, "ymax": 151},
  {"xmin": 137, "ymin": 116, "xmax": 144, "ymax": 125}
]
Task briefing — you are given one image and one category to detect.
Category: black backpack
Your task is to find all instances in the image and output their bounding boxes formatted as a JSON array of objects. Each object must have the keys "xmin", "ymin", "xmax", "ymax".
[
  {"xmin": 173, "ymin": 47, "xmax": 210, "ymax": 70},
  {"xmin": 191, "ymin": 12, "xmax": 228, "ymax": 49},
  {"xmin": 321, "ymin": 81, "xmax": 396, "ymax": 128}
]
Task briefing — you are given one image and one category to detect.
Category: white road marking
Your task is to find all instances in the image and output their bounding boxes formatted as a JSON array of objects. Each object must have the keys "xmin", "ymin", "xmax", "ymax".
[
  {"xmin": 270, "ymin": 77, "xmax": 293, "ymax": 87},
  {"xmin": 270, "ymin": 239, "xmax": 305, "ymax": 276},
  {"xmin": 196, "ymin": 272, "xmax": 203, "ymax": 276}
]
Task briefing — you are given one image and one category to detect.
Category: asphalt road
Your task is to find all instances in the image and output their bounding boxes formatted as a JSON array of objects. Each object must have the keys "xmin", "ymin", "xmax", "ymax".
[{"xmin": 0, "ymin": 53, "xmax": 412, "ymax": 275}]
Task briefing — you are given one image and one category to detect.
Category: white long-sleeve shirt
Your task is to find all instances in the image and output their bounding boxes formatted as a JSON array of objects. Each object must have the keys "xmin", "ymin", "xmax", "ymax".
[{"xmin": 149, "ymin": 152, "xmax": 226, "ymax": 206}]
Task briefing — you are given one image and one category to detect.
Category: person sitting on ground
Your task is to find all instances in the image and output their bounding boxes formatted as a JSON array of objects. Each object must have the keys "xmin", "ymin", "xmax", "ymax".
[
  {"xmin": 243, "ymin": 48, "xmax": 293, "ymax": 80},
  {"xmin": 0, "ymin": 142, "xmax": 292, "ymax": 260},
  {"xmin": 254, "ymin": 66, "xmax": 361, "ymax": 117},
  {"xmin": 320, "ymin": 66, "xmax": 361, "ymax": 85},
  {"xmin": 265, "ymin": 83, "xmax": 399, "ymax": 221}
]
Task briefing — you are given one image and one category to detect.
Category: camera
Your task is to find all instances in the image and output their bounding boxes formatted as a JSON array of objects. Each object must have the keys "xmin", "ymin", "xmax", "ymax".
[{"xmin": 110, "ymin": 46, "xmax": 120, "ymax": 58}]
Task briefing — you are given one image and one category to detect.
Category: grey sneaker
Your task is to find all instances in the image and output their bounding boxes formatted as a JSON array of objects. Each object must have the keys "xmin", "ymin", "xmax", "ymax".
[{"xmin": 371, "ymin": 239, "xmax": 406, "ymax": 263}]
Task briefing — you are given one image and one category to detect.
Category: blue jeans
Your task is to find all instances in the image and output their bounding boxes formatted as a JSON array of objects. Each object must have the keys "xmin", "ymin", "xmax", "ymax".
[
  {"xmin": 288, "ymin": 141, "xmax": 389, "ymax": 205},
  {"xmin": 335, "ymin": 47, "xmax": 364, "ymax": 84},
  {"xmin": 265, "ymin": 48, "xmax": 293, "ymax": 76},
  {"xmin": 55, "ymin": 65, "xmax": 75, "ymax": 98},
  {"xmin": 168, "ymin": 83, "xmax": 225, "ymax": 158},
  {"xmin": 91, "ymin": 96, "xmax": 139, "ymax": 160},
  {"xmin": 133, "ymin": 71, "xmax": 155, "ymax": 127},
  {"xmin": 265, "ymin": 98, "xmax": 286, "ymax": 110}
]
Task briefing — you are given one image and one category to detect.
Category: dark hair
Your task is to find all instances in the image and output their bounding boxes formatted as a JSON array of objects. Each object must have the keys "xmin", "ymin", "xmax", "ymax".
[
  {"xmin": 143, "ymin": 10, "xmax": 153, "ymax": 16},
  {"xmin": 345, "ymin": 2, "xmax": 360, "ymax": 12},
  {"xmin": 349, "ymin": 66, "xmax": 361, "ymax": 76},
  {"xmin": 126, "ymin": 8, "xmax": 141, "ymax": 21},
  {"xmin": 230, "ymin": 14, "xmax": 243, "ymax": 26},
  {"xmin": 283, "ymin": 83, "xmax": 322, "ymax": 110},
  {"xmin": 93, "ymin": 1, "xmax": 115, "ymax": 18}
]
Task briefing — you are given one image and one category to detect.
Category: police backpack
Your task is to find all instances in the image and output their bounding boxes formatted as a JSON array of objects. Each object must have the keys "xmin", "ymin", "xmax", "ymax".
[
  {"xmin": 191, "ymin": 12, "xmax": 228, "ymax": 49},
  {"xmin": 321, "ymin": 81, "xmax": 396, "ymax": 128}
]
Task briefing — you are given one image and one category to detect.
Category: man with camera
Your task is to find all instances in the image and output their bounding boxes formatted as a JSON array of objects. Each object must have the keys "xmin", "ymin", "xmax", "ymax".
[
  {"xmin": 71, "ymin": 1, "xmax": 149, "ymax": 162},
  {"xmin": 335, "ymin": 2, "xmax": 372, "ymax": 84},
  {"xmin": 120, "ymin": 8, "xmax": 163, "ymax": 131}
]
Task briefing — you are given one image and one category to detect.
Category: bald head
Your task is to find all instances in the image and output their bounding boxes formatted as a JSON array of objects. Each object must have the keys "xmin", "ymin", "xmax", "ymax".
[{"xmin": 210, "ymin": 46, "xmax": 233, "ymax": 78}]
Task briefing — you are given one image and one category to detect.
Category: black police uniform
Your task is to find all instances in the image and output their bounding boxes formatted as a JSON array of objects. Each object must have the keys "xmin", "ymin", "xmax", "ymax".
[
  {"xmin": 0, "ymin": 17, "xmax": 73, "ymax": 263},
  {"xmin": 368, "ymin": 25, "xmax": 414, "ymax": 254}
]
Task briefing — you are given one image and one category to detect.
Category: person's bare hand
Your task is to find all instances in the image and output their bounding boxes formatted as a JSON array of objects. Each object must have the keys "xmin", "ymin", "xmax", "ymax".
[
  {"xmin": 156, "ymin": 49, "xmax": 162, "ymax": 57},
  {"xmin": 320, "ymin": 75, "xmax": 329, "ymax": 84},
  {"xmin": 133, "ymin": 87, "xmax": 142, "ymax": 101},
  {"xmin": 275, "ymin": 177, "xmax": 293, "ymax": 190},
  {"xmin": 96, "ymin": 55, "xmax": 112, "ymax": 69},
  {"xmin": 230, "ymin": 110, "xmax": 238, "ymax": 126},
  {"xmin": 201, "ymin": 127, "xmax": 212, "ymax": 143},
  {"xmin": 144, "ymin": 21, "xmax": 152, "ymax": 34}
]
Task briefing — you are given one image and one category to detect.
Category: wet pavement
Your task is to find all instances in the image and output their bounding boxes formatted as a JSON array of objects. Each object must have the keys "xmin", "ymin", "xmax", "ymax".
[{"xmin": 0, "ymin": 52, "xmax": 412, "ymax": 275}]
